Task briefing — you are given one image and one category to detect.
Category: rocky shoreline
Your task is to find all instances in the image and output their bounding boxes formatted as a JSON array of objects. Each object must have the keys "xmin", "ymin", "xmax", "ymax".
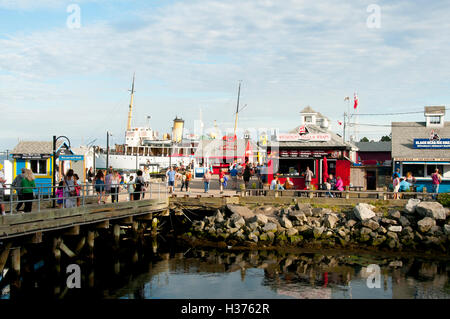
[{"xmin": 181, "ymin": 199, "xmax": 450, "ymax": 253}]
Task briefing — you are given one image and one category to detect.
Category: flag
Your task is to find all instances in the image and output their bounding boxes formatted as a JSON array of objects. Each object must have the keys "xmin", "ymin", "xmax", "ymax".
[
  {"xmin": 338, "ymin": 120, "xmax": 342, "ymax": 126},
  {"xmin": 353, "ymin": 92, "xmax": 358, "ymax": 109}
]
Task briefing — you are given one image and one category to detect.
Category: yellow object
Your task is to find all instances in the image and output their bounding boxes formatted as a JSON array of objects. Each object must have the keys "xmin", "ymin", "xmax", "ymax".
[{"xmin": 127, "ymin": 73, "xmax": 135, "ymax": 131}]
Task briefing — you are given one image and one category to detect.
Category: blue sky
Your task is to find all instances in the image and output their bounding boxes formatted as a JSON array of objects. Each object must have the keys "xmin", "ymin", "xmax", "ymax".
[{"xmin": 1, "ymin": 0, "xmax": 450, "ymax": 149}]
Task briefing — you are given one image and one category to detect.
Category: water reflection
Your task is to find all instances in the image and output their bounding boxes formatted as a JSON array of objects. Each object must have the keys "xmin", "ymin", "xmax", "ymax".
[{"xmin": 111, "ymin": 249, "xmax": 449, "ymax": 299}]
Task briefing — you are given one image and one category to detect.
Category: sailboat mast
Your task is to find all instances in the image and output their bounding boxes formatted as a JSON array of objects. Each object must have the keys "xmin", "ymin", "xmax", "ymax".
[
  {"xmin": 127, "ymin": 73, "xmax": 136, "ymax": 131},
  {"xmin": 233, "ymin": 81, "xmax": 241, "ymax": 137}
]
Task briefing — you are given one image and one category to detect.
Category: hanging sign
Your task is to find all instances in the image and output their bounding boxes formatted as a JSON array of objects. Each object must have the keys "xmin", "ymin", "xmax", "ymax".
[
  {"xmin": 277, "ymin": 133, "xmax": 331, "ymax": 142},
  {"xmin": 413, "ymin": 139, "xmax": 450, "ymax": 149}
]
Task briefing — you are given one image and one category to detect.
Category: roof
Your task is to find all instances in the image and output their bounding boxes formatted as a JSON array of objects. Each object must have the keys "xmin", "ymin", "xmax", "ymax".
[
  {"xmin": 11, "ymin": 141, "xmax": 65, "ymax": 155},
  {"xmin": 355, "ymin": 141, "xmax": 391, "ymax": 153},
  {"xmin": 424, "ymin": 106, "xmax": 446, "ymax": 115},
  {"xmin": 267, "ymin": 124, "xmax": 356, "ymax": 149},
  {"xmin": 194, "ymin": 139, "xmax": 262, "ymax": 158},
  {"xmin": 300, "ymin": 106, "xmax": 316, "ymax": 114},
  {"xmin": 391, "ymin": 121, "xmax": 450, "ymax": 160}
]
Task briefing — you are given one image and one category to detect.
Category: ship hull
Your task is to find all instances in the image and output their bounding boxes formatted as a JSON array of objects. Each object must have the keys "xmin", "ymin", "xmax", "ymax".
[{"xmin": 96, "ymin": 154, "xmax": 194, "ymax": 171}]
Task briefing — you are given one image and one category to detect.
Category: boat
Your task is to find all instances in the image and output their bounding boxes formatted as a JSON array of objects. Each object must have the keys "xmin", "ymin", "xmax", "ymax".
[{"xmin": 95, "ymin": 74, "xmax": 199, "ymax": 171}]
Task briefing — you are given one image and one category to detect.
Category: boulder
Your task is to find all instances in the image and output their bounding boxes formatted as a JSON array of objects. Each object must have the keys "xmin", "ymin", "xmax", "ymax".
[
  {"xmin": 378, "ymin": 226, "xmax": 387, "ymax": 234},
  {"xmin": 289, "ymin": 210, "xmax": 308, "ymax": 223},
  {"xmin": 233, "ymin": 216, "xmax": 246, "ymax": 229},
  {"xmin": 228, "ymin": 227, "xmax": 239, "ymax": 234},
  {"xmin": 251, "ymin": 214, "xmax": 268, "ymax": 225},
  {"xmin": 388, "ymin": 226, "xmax": 402, "ymax": 233},
  {"xmin": 324, "ymin": 214, "xmax": 339, "ymax": 229},
  {"xmin": 227, "ymin": 204, "xmax": 255, "ymax": 220},
  {"xmin": 248, "ymin": 232, "xmax": 259, "ymax": 243},
  {"xmin": 215, "ymin": 210, "xmax": 224, "ymax": 223},
  {"xmin": 389, "ymin": 210, "xmax": 401, "ymax": 220},
  {"xmin": 287, "ymin": 228, "xmax": 299, "ymax": 236},
  {"xmin": 248, "ymin": 222, "xmax": 259, "ymax": 231},
  {"xmin": 444, "ymin": 225, "xmax": 450, "ymax": 235},
  {"xmin": 430, "ymin": 226, "xmax": 443, "ymax": 236},
  {"xmin": 353, "ymin": 203, "xmax": 376, "ymax": 221},
  {"xmin": 362, "ymin": 219, "xmax": 380, "ymax": 231},
  {"xmin": 267, "ymin": 232, "xmax": 275, "ymax": 241},
  {"xmin": 280, "ymin": 216, "xmax": 293, "ymax": 229},
  {"xmin": 416, "ymin": 202, "xmax": 446, "ymax": 220},
  {"xmin": 193, "ymin": 221, "xmax": 205, "ymax": 232},
  {"xmin": 387, "ymin": 231, "xmax": 398, "ymax": 241},
  {"xmin": 405, "ymin": 199, "xmax": 421, "ymax": 214},
  {"xmin": 417, "ymin": 217, "xmax": 436, "ymax": 233},
  {"xmin": 399, "ymin": 216, "xmax": 411, "ymax": 227},
  {"xmin": 262, "ymin": 223, "xmax": 278, "ymax": 233},
  {"xmin": 346, "ymin": 219, "xmax": 358, "ymax": 228},
  {"xmin": 359, "ymin": 227, "xmax": 372, "ymax": 242},
  {"xmin": 381, "ymin": 218, "xmax": 398, "ymax": 225},
  {"xmin": 313, "ymin": 226, "xmax": 325, "ymax": 239}
]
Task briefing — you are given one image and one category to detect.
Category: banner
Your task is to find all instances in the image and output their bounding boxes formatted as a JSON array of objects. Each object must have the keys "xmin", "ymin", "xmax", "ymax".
[{"xmin": 413, "ymin": 139, "xmax": 450, "ymax": 149}]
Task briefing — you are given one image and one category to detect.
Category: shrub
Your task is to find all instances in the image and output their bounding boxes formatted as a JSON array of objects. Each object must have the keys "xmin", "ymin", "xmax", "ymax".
[{"xmin": 437, "ymin": 193, "xmax": 450, "ymax": 207}]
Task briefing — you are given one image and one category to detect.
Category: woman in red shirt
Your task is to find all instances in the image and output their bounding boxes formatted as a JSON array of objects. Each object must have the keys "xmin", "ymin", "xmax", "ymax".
[{"xmin": 219, "ymin": 169, "xmax": 225, "ymax": 194}]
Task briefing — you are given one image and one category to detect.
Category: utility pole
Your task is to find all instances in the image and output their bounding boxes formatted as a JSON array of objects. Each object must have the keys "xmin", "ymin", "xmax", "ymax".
[{"xmin": 106, "ymin": 131, "xmax": 110, "ymax": 169}]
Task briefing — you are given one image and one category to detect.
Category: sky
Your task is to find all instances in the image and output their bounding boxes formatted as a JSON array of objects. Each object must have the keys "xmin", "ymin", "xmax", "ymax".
[{"xmin": 1, "ymin": 0, "xmax": 450, "ymax": 149}]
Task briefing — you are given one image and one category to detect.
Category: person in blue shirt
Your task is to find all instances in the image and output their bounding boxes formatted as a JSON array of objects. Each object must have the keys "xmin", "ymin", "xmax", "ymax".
[
  {"xmin": 392, "ymin": 168, "xmax": 401, "ymax": 181},
  {"xmin": 229, "ymin": 165, "xmax": 239, "ymax": 190},
  {"xmin": 166, "ymin": 166, "xmax": 176, "ymax": 194},
  {"xmin": 399, "ymin": 178, "xmax": 410, "ymax": 192}
]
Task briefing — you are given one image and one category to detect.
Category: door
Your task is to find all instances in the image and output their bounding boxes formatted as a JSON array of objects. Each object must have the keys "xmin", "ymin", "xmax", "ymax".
[{"xmin": 366, "ymin": 170, "xmax": 376, "ymax": 190}]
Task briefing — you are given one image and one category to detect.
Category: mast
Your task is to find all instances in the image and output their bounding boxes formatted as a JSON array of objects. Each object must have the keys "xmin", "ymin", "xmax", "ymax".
[
  {"xmin": 233, "ymin": 81, "xmax": 241, "ymax": 137},
  {"xmin": 127, "ymin": 73, "xmax": 136, "ymax": 131}
]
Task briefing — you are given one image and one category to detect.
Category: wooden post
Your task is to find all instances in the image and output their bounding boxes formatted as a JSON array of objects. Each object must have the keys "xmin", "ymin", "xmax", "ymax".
[
  {"xmin": 53, "ymin": 237, "xmax": 61, "ymax": 274},
  {"xmin": 11, "ymin": 247, "xmax": 20, "ymax": 275},
  {"xmin": 0, "ymin": 242, "xmax": 12, "ymax": 274},
  {"xmin": 75, "ymin": 237, "xmax": 86, "ymax": 255},
  {"xmin": 114, "ymin": 224, "xmax": 121, "ymax": 244},
  {"xmin": 87, "ymin": 231, "xmax": 95, "ymax": 259}
]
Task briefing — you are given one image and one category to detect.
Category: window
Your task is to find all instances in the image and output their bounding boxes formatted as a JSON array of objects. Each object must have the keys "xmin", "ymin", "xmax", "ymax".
[
  {"xmin": 402, "ymin": 164, "xmax": 425, "ymax": 177},
  {"xmin": 304, "ymin": 116, "xmax": 313, "ymax": 123},
  {"xmin": 278, "ymin": 159, "xmax": 315, "ymax": 176},
  {"xmin": 426, "ymin": 164, "xmax": 444, "ymax": 177},
  {"xmin": 29, "ymin": 159, "xmax": 47, "ymax": 175},
  {"xmin": 429, "ymin": 116, "xmax": 441, "ymax": 124},
  {"xmin": 328, "ymin": 160, "xmax": 336, "ymax": 177}
]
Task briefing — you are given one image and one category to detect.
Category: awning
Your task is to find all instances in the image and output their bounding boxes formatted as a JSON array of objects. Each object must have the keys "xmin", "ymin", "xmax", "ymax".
[{"xmin": 402, "ymin": 161, "xmax": 450, "ymax": 165}]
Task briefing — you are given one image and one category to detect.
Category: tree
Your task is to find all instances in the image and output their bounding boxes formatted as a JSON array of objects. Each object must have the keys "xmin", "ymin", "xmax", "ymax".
[
  {"xmin": 380, "ymin": 135, "xmax": 391, "ymax": 142},
  {"xmin": 360, "ymin": 137, "xmax": 369, "ymax": 142}
]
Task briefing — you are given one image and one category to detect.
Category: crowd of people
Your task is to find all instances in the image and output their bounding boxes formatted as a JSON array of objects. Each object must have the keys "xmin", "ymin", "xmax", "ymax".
[{"xmin": 392, "ymin": 168, "xmax": 442, "ymax": 199}]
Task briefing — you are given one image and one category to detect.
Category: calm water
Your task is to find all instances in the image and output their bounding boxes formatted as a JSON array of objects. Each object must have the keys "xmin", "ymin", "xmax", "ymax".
[{"xmin": 1, "ymin": 237, "xmax": 449, "ymax": 299}]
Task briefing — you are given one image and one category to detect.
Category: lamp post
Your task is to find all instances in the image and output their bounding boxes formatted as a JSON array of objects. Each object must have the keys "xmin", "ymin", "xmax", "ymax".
[
  {"xmin": 52, "ymin": 135, "xmax": 71, "ymax": 208},
  {"xmin": 106, "ymin": 131, "xmax": 112, "ymax": 169}
]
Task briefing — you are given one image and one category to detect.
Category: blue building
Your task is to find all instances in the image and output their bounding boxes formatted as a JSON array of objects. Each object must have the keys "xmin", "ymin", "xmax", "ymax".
[
  {"xmin": 392, "ymin": 106, "xmax": 450, "ymax": 193},
  {"xmin": 10, "ymin": 141, "xmax": 72, "ymax": 194}
]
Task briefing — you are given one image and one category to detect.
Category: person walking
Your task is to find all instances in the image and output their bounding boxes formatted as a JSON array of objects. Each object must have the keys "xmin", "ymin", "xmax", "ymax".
[
  {"xmin": 431, "ymin": 168, "xmax": 442, "ymax": 199},
  {"xmin": 203, "ymin": 170, "xmax": 211, "ymax": 193},
  {"xmin": 219, "ymin": 169, "xmax": 226, "ymax": 194},
  {"xmin": 229, "ymin": 164, "xmax": 238, "ymax": 190},
  {"xmin": 303, "ymin": 166, "xmax": 313, "ymax": 190},
  {"xmin": 180, "ymin": 170, "xmax": 187, "ymax": 192},
  {"xmin": 104, "ymin": 169, "xmax": 113, "ymax": 201},
  {"xmin": 185, "ymin": 170, "xmax": 192, "ymax": 192},
  {"xmin": 21, "ymin": 169, "xmax": 36, "ymax": 213},
  {"xmin": 111, "ymin": 170, "xmax": 121, "ymax": 203},
  {"xmin": 134, "ymin": 170, "xmax": 145, "ymax": 200},
  {"xmin": 74, "ymin": 174, "xmax": 82, "ymax": 207},
  {"xmin": 392, "ymin": 173, "xmax": 400, "ymax": 199},
  {"xmin": 166, "ymin": 166, "xmax": 176, "ymax": 194},
  {"xmin": 87, "ymin": 167, "xmax": 95, "ymax": 195},
  {"xmin": 127, "ymin": 175, "xmax": 135, "ymax": 201},
  {"xmin": 335, "ymin": 176, "xmax": 344, "ymax": 198},
  {"xmin": 12, "ymin": 168, "xmax": 26, "ymax": 212},
  {"xmin": 63, "ymin": 169, "xmax": 77, "ymax": 208},
  {"xmin": 56, "ymin": 181, "xmax": 64, "ymax": 208},
  {"xmin": 94, "ymin": 170, "xmax": 106, "ymax": 204},
  {"xmin": 243, "ymin": 165, "xmax": 252, "ymax": 189},
  {"xmin": 0, "ymin": 168, "xmax": 7, "ymax": 215}
]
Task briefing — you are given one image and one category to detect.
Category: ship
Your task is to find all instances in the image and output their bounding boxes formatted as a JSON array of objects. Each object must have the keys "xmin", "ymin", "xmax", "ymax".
[{"xmin": 95, "ymin": 74, "xmax": 199, "ymax": 172}]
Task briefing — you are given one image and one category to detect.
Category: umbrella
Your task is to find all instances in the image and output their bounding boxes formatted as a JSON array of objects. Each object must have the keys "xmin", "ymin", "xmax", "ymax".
[
  {"xmin": 244, "ymin": 140, "xmax": 253, "ymax": 161},
  {"xmin": 323, "ymin": 156, "xmax": 329, "ymax": 182}
]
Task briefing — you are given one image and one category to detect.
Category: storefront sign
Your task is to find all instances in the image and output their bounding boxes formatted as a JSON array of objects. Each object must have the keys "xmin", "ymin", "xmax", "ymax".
[
  {"xmin": 59, "ymin": 155, "xmax": 84, "ymax": 161},
  {"xmin": 413, "ymin": 139, "xmax": 450, "ymax": 149},
  {"xmin": 12, "ymin": 154, "xmax": 51, "ymax": 160},
  {"xmin": 277, "ymin": 133, "xmax": 331, "ymax": 142}
]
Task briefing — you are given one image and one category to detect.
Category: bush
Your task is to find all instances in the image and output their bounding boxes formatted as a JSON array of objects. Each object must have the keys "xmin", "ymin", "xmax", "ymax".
[{"xmin": 437, "ymin": 193, "xmax": 450, "ymax": 207}]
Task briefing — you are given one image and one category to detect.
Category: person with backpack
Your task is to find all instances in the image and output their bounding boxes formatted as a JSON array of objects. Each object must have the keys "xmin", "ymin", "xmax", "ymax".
[
  {"xmin": 12, "ymin": 168, "xmax": 26, "ymax": 212},
  {"xmin": 63, "ymin": 169, "xmax": 77, "ymax": 208},
  {"xmin": 134, "ymin": 170, "xmax": 145, "ymax": 200},
  {"xmin": 21, "ymin": 169, "xmax": 36, "ymax": 213}
]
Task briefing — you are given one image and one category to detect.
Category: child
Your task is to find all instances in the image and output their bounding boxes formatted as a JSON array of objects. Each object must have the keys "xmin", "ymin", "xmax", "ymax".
[
  {"xmin": 127, "ymin": 175, "xmax": 135, "ymax": 201},
  {"xmin": 56, "ymin": 181, "xmax": 64, "ymax": 208},
  {"xmin": 74, "ymin": 174, "xmax": 81, "ymax": 207}
]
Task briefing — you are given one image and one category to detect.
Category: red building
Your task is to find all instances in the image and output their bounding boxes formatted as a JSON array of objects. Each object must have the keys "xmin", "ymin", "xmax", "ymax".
[{"xmin": 266, "ymin": 107, "xmax": 355, "ymax": 189}]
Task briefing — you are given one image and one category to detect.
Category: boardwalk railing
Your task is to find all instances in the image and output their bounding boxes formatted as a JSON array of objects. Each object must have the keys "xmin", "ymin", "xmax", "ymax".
[
  {"xmin": 234, "ymin": 188, "xmax": 441, "ymax": 201},
  {"xmin": 0, "ymin": 181, "xmax": 168, "ymax": 215}
]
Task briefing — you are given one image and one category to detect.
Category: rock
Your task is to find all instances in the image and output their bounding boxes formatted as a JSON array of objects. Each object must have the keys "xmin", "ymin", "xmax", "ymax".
[
  {"xmin": 262, "ymin": 223, "xmax": 278, "ymax": 233},
  {"xmin": 417, "ymin": 217, "xmax": 436, "ymax": 233},
  {"xmin": 378, "ymin": 226, "xmax": 387, "ymax": 234},
  {"xmin": 372, "ymin": 236, "xmax": 386, "ymax": 246},
  {"xmin": 387, "ymin": 231, "xmax": 398, "ymax": 241},
  {"xmin": 388, "ymin": 226, "xmax": 402, "ymax": 233},
  {"xmin": 389, "ymin": 210, "xmax": 401, "ymax": 219},
  {"xmin": 362, "ymin": 219, "xmax": 380, "ymax": 231},
  {"xmin": 381, "ymin": 218, "xmax": 398, "ymax": 225},
  {"xmin": 227, "ymin": 204, "xmax": 256, "ymax": 220},
  {"xmin": 313, "ymin": 226, "xmax": 325, "ymax": 239},
  {"xmin": 416, "ymin": 202, "xmax": 446, "ymax": 220},
  {"xmin": 248, "ymin": 222, "xmax": 259, "ymax": 231},
  {"xmin": 228, "ymin": 227, "xmax": 239, "ymax": 234},
  {"xmin": 399, "ymin": 216, "xmax": 411, "ymax": 227},
  {"xmin": 346, "ymin": 219, "xmax": 357, "ymax": 228},
  {"xmin": 289, "ymin": 210, "xmax": 308, "ymax": 223},
  {"xmin": 251, "ymin": 214, "xmax": 268, "ymax": 225},
  {"xmin": 233, "ymin": 216, "xmax": 246, "ymax": 229},
  {"xmin": 194, "ymin": 221, "xmax": 205, "ymax": 232},
  {"xmin": 405, "ymin": 199, "xmax": 421, "ymax": 213},
  {"xmin": 354, "ymin": 203, "xmax": 376, "ymax": 221},
  {"xmin": 287, "ymin": 228, "xmax": 299, "ymax": 236},
  {"xmin": 267, "ymin": 232, "xmax": 275, "ymax": 241},
  {"xmin": 324, "ymin": 214, "xmax": 339, "ymax": 229},
  {"xmin": 337, "ymin": 229, "xmax": 346, "ymax": 237},
  {"xmin": 248, "ymin": 232, "xmax": 259, "ymax": 243},
  {"xmin": 444, "ymin": 225, "xmax": 450, "ymax": 235},
  {"xmin": 215, "ymin": 210, "xmax": 224, "ymax": 223},
  {"xmin": 280, "ymin": 216, "xmax": 293, "ymax": 229},
  {"xmin": 360, "ymin": 227, "xmax": 372, "ymax": 239},
  {"xmin": 259, "ymin": 233, "xmax": 268, "ymax": 241}
]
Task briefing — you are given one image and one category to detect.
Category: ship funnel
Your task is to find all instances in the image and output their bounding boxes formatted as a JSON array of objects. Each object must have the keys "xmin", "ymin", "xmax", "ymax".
[{"xmin": 172, "ymin": 116, "xmax": 184, "ymax": 143}]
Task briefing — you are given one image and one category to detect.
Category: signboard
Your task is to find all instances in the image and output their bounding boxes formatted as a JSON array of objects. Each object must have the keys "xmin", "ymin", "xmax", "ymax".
[
  {"xmin": 413, "ymin": 139, "xmax": 450, "ymax": 149},
  {"xmin": 277, "ymin": 133, "xmax": 331, "ymax": 142},
  {"xmin": 11, "ymin": 154, "xmax": 51, "ymax": 160},
  {"xmin": 56, "ymin": 144, "xmax": 72, "ymax": 156},
  {"xmin": 59, "ymin": 155, "xmax": 84, "ymax": 161}
]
